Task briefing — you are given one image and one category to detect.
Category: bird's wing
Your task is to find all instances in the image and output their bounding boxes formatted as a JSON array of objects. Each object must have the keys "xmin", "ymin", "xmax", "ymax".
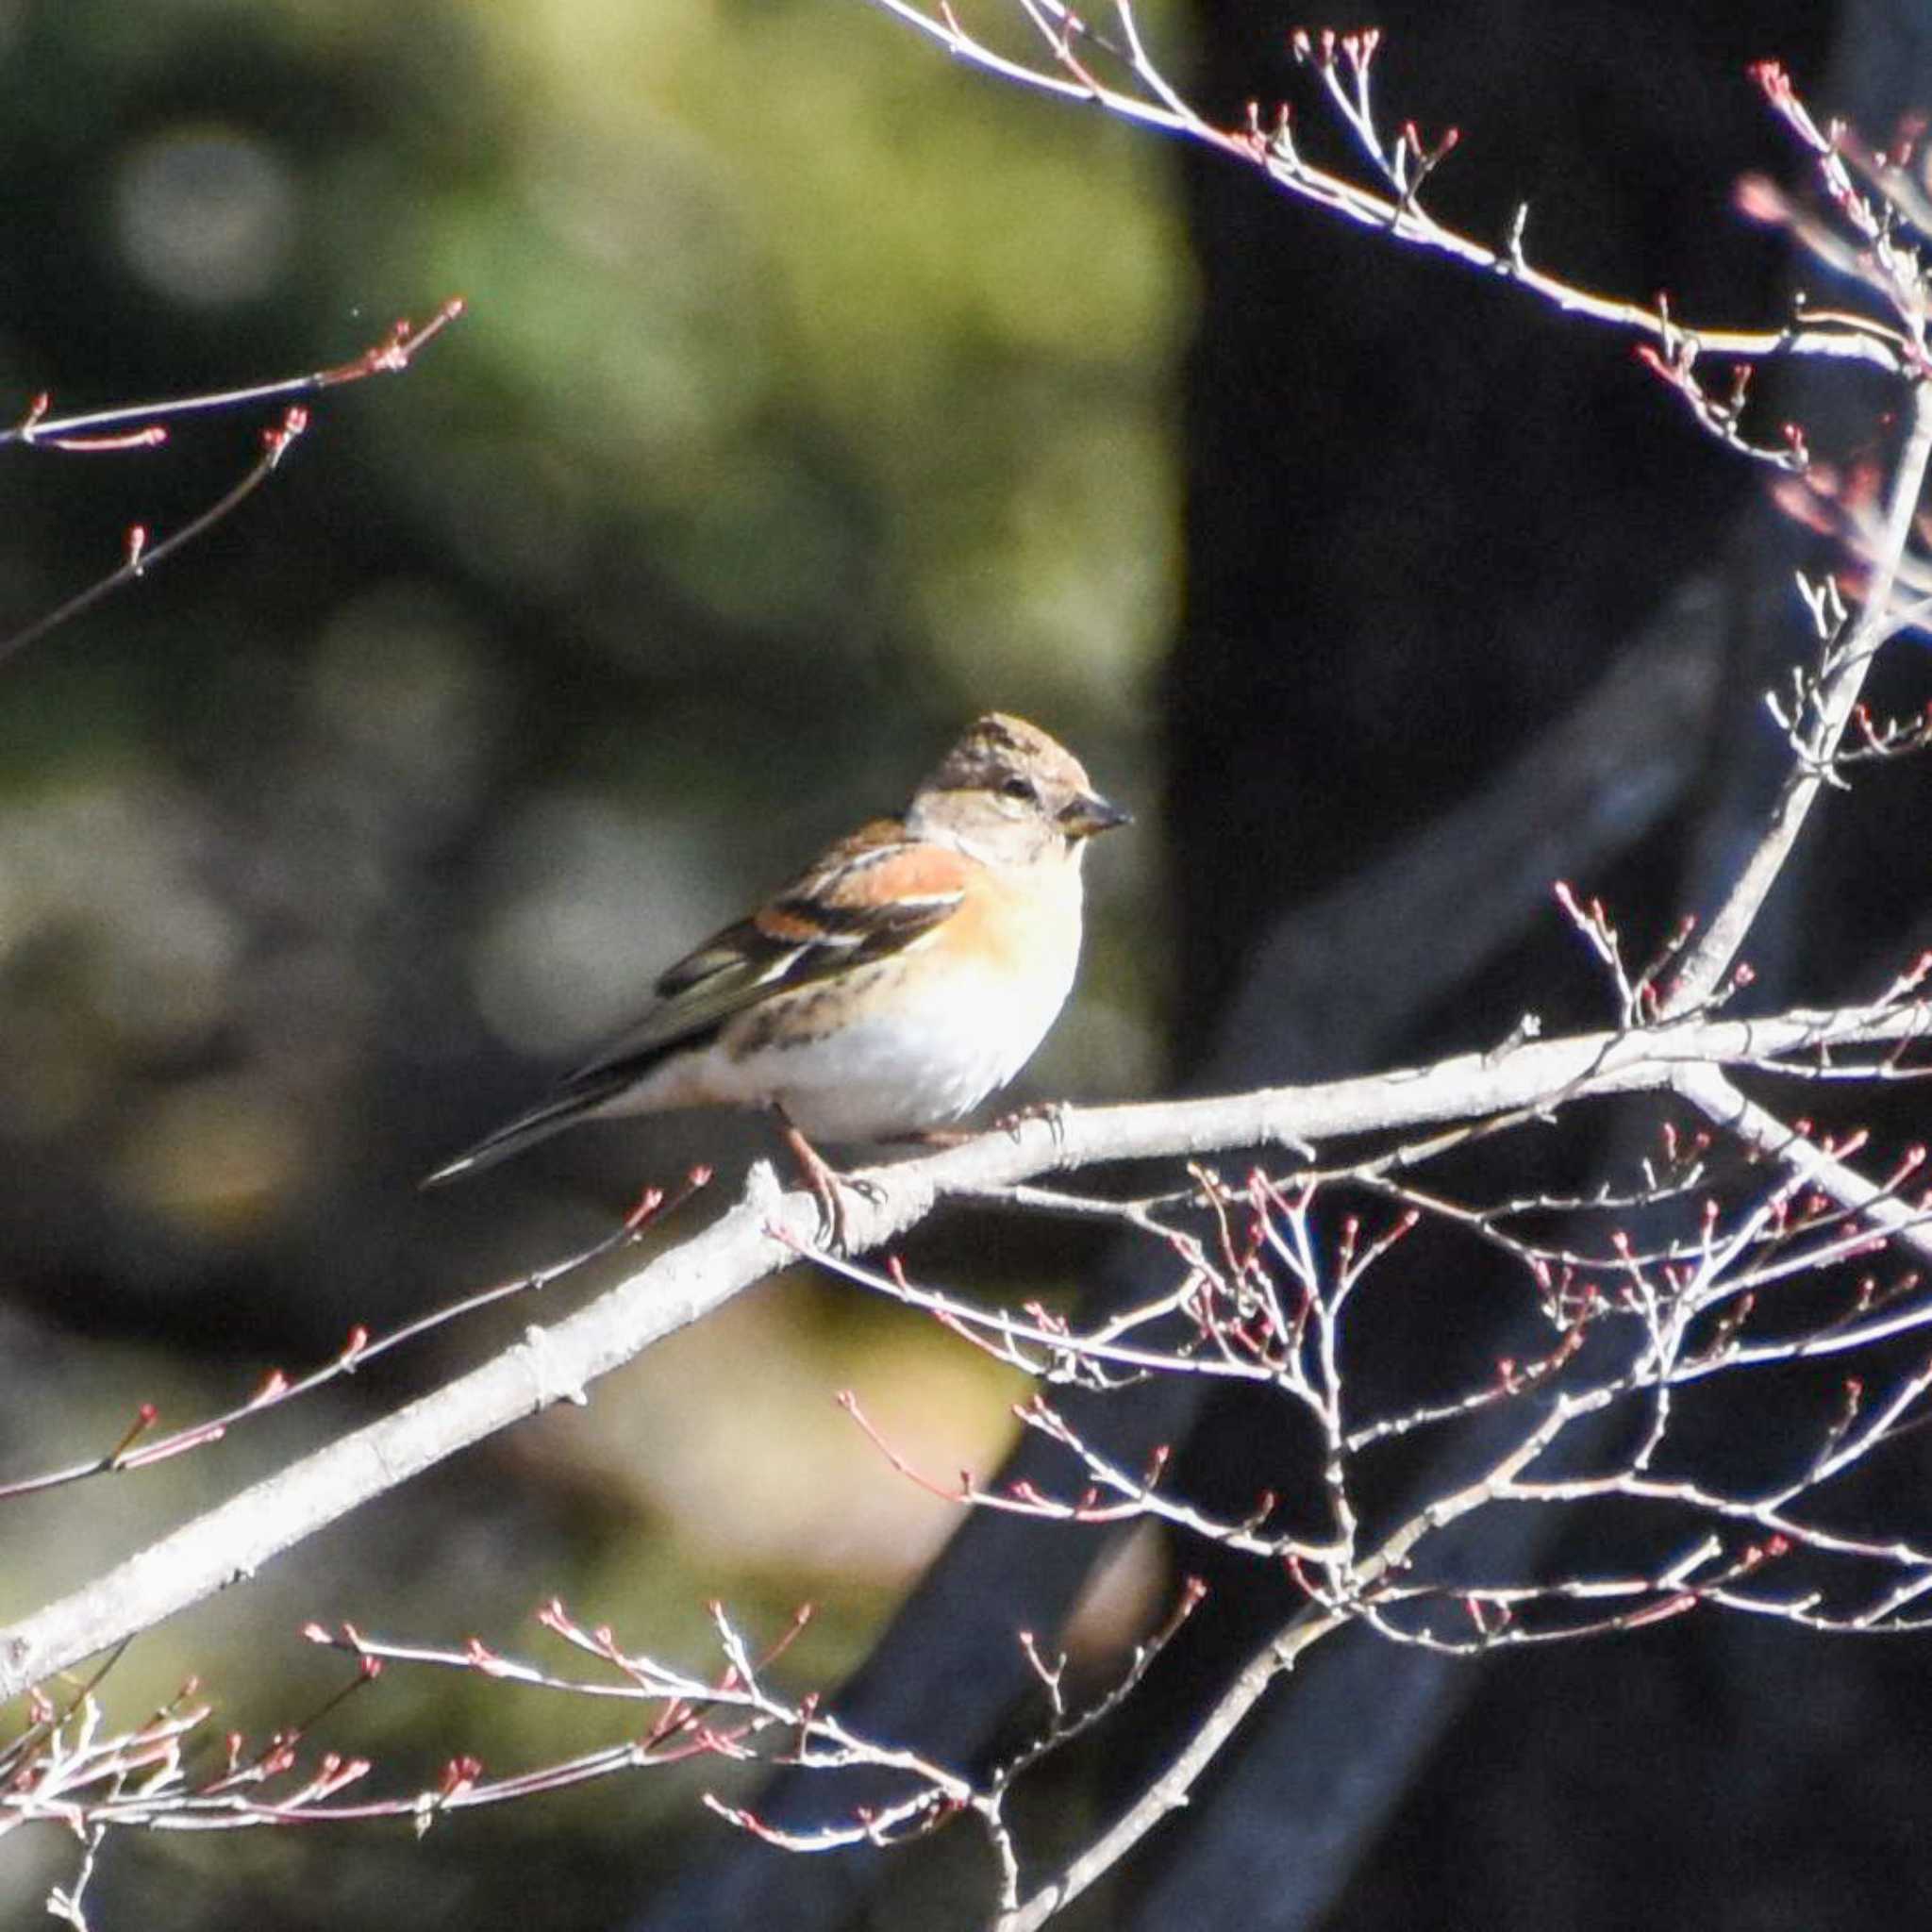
[
  {"xmin": 420, "ymin": 824, "xmax": 974, "ymax": 1186},
  {"xmin": 563, "ymin": 821, "xmax": 973, "ymax": 1084}
]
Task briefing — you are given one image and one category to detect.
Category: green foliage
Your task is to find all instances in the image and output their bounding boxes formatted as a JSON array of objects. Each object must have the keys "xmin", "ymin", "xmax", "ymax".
[{"xmin": 0, "ymin": 0, "xmax": 1185, "ymax": 1918}]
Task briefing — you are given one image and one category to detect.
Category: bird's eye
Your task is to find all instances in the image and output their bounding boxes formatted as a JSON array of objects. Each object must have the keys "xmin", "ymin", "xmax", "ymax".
[{"xmin": 999, "ymin": 774, "xmax": 1039, "ymax": 804}]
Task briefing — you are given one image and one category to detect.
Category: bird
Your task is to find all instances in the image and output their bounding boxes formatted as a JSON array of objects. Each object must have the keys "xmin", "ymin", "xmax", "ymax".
[{"xmin": 422, "ymin": 713, "xmax": 1128, "ymax": 1228}]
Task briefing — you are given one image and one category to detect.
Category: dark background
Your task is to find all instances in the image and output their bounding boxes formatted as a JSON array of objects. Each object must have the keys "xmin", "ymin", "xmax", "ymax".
[{"xmin": 4, "ymin": 0, "xmax": 1931, "ymax": 1924}]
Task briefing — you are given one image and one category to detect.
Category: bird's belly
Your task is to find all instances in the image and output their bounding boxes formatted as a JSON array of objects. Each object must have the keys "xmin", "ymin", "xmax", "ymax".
[{"xmin": 714, "ymin": 952, "xmax": 1073, "ymax": 1141}]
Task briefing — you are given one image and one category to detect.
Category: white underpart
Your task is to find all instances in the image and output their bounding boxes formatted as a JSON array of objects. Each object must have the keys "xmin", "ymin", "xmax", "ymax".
[{"xmin": 593, "ymin": 869, "xmax": 1084, "ymax": 1142}]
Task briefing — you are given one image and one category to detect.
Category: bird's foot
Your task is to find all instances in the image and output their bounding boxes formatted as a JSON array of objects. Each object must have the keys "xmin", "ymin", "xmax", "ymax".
[
  {"xmin": 992, "ymin": 1099, "xmax": 1070, "ymax": 1147},
  {"xmin": 773, "ymin": 1109, "xmax": 884, "ymax": 1251}
]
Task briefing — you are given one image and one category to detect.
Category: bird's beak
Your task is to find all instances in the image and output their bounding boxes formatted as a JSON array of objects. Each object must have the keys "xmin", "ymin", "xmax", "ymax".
[{"xmin": 1058, "ymin": 791, "xmax": 1132, "ymax": 841}]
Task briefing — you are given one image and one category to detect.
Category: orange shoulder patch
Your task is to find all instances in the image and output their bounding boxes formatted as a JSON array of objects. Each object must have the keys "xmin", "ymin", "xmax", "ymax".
[{"xmin": 820, "ymin": 840, "xmax": 974, "ymax": 911}]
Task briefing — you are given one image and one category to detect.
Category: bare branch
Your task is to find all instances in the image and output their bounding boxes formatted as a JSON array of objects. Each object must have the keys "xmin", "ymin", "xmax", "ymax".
[
  {"xmin": 0, "ymin": 301, "xmax": 465, "ymax": 667},
  {"xmin": 8, "ymin": 992, "xmax": 1932, "ymax": 1700}
]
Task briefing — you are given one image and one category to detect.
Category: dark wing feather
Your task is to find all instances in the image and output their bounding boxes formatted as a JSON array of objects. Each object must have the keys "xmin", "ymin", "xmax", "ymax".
[
  {"xmin": 422, "ymin": 824, "xmax": 969, "ymax": 1186},
  {"xmin": 561, "ymin": 823, "xmax": 970, "ymax": 1086}
]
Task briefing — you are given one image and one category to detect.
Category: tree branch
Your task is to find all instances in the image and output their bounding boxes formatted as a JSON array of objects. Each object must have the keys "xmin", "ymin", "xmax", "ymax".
[
  {"xmin": 1668, "ymin": 380, "xmax": 1932, "ymax": 1008},
  {"xmin": 5, "ymin": 995, "xmax": 1930, "ymax": 1700}
]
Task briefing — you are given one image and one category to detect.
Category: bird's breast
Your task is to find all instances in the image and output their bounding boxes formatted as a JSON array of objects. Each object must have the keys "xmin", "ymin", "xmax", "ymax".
[{"xmin": 711, "ymin": 859, "xmax": 1084, "ymax": 1141}]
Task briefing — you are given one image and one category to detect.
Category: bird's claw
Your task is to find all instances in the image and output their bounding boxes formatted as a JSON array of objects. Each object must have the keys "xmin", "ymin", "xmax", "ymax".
[
  {"xmin": 773, "ymin": 1108, "xmax": 882, "ymax": 1252},
  {"xmin": 807, "ymin": 1169, "xmax": 886, "ymax": 1251},
  {"xmin": 993, "ymin": 1099, "xmax": 1069, "ymax": 1148}
]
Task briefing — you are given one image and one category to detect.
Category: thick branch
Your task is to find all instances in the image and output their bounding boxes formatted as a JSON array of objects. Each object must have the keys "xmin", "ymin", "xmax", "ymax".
[
  {"xmin": 3, "ymin": 997, "xmax": 1924, "ymax": 1700},
  {"xmin": 1674, "ymin": 1061, "xmax": 1932, "ymax": 1256}
]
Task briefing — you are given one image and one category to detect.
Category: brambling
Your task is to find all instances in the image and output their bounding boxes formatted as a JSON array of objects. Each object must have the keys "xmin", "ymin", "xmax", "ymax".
[{"xmin": 423, "ymin": 714, "xmax": 1128, "ymax": 1221}]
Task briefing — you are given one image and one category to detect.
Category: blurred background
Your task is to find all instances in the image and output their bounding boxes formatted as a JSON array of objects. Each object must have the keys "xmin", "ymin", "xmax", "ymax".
[
  {"xmin": 7, "ymin": 0, "xmax": 1932, "ymax": 1927},
  {"xmin": 0, "ymin": 0, "xmax": 1179, "ymax": 1920}
]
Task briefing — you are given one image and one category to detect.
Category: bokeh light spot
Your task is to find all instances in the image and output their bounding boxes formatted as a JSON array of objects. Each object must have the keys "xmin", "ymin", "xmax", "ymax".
[{"xmin": 111, "ymin": 124, "xmax": 297, "ymax": 307}]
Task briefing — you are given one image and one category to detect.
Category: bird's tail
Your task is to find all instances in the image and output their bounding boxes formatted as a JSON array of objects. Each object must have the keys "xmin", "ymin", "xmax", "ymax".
[{"xmin": 419, "ymin": 1072, "xmax": 631, "ymax": 1188}]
